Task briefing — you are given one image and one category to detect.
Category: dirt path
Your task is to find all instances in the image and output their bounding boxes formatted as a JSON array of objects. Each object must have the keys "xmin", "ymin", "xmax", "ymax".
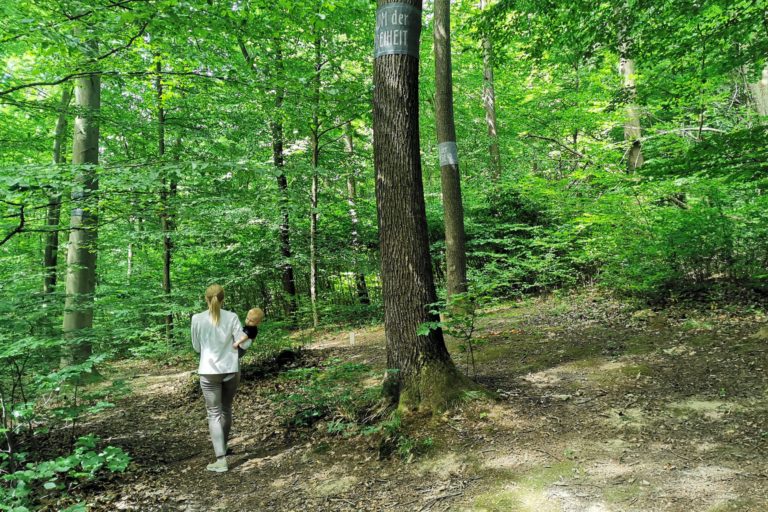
[{"xmin": 64, "ymin": 296, "xmax": 768, "ymax": 511}]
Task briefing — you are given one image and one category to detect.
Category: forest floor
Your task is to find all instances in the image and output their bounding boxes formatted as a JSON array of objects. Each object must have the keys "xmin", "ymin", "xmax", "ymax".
[{"xmin": 44, "ymin": 292, "xmax": 768, "ymax": 511}]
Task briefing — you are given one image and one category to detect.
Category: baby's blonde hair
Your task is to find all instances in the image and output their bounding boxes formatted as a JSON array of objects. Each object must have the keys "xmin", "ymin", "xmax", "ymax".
[{"xmin": 245, "ymin": 307, "xmax": 265, "ymax": 326}]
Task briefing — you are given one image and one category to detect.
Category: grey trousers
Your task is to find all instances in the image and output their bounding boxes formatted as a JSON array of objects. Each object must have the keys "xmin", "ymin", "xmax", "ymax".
[{"xmin": 199, "ymin": 372, "xmax": 240, "ymax": 458}]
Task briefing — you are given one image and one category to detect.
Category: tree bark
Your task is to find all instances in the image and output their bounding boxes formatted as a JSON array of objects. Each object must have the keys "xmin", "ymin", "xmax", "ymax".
[
  {"xmin": 479, "ymin": 0, "xmax": 501, "ymax": 180},
  {"xmin": 619, "ymin": 56, "xmax": 644, "ymax": 172},
  {"xmin": 309, "ymin": 33, "xmax": 321, "ymax": 329},
  {"xmin": 434, "ymin": 0, "xmax": 468, "ymax": 300},
  {"xmin": 749, "ymin": 64, "xmax": 768, "ymax": 118},
  {"xmin": 344, "ymin": 123, "xmax": 370, "ymax": 305},
  {"xmin": 156, "ymin": 59, "xmax": 174, "ymax": 341},
  {"xmin": 61, "ymin": 71, "xmax": 100, "ymax": 366},
  {"xmin": 44, "ymin": 85, "xmax": 72, "ymax": 295},
  {"xmin": 271, "ymin": 41, "xmax": 298, "ymax": 326},
  {"xmin": 374, "ymin": 0, "xmax": 468, "ymax": 412}
]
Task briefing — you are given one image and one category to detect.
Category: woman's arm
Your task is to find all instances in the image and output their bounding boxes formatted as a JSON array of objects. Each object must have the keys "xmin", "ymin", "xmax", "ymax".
[{"xmin": 231, "ymin": 314, "xmax": 252, "ymax": 350}]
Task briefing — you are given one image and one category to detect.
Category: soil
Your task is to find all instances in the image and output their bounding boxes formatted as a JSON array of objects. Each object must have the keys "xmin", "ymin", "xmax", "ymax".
[{"xmin": 35, "ymin": 293, "xmax": 768, "ymax": 511}]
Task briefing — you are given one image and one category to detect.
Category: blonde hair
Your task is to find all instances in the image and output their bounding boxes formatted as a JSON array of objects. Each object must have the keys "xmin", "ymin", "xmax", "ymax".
[
  {"xmin": 205, "ymin": 284, "xmax": 225, "ymax": 326},
  {"xmin": 245, "ymin": 307, "xmax": 265, "ymax": 326}
]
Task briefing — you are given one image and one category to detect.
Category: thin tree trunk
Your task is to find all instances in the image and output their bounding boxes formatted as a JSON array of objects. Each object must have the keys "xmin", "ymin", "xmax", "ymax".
[
  {"xmin": 619, "ymin": 55, "xmax": 644, "ymax": 172},
  {"xmin": 271, "ymin": 41, "xmax": 298, "ymax": 325},
  {"xmin": 44, "ymin": 85, "xmax": 72, "ymax": 295},
  {"xmin": 61, "ymin": 71, "xmax": 100, "ymax": 366},
  {"xmin": 156, "ymin": 59, "xmax": 174, "ymax": 341},
  {"xmin": 749, "ymin": 64, "xmax": 768, "ymax": 118},
  {"xmin": 309, "ymin": 33, "xmax": 321, "ymax": 329},
  {"xmin": 479, "ymin": 0, "xmax": 501, "ymax": 180},
  {"xmin": 434, "ymin": 0, "xmax": 468, "ymax": 300},
  {"xmin": 374, "ymin": 0, "xmax": 469, "ymax": 412},
  {"xmin": 344, "ymin": 123, "xmax": 370, "ymax": 305}
]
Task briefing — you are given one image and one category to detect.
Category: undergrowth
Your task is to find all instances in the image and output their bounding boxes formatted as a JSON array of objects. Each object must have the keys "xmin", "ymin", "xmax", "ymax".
[{"xmin": 272, "ymin": 358, "xmax": 434, "ymax": 460}]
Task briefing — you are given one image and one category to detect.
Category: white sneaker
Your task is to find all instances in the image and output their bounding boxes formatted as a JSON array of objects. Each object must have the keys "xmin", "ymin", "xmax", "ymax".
[{"xmin": 206, "ymin": 458, "xmax": 228, "ymax": 473}]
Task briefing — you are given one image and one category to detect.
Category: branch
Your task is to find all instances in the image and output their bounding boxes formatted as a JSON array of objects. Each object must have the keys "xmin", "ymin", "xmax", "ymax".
[
  {"xmin": 0, "ymin": 71, "xmax": 235, "ymax": 97},
  {"xmin": 1, "ymin": 0, "xmax": 149, "ymax": 44},
  {"xmin": 318, "ymin": 116, "xmax": 360, "ymax": 139},
  {"xmin": 237, "ymin": 37, "xmax": 253, "ymax": 68},
  {"xmin": 524, "ymin": 133, "xmax": 587, "ymax": 159},
  {"xmin": 95, "ymin": 19, "xmax": 150, "ymax": 61},
  {"xmin": 649, "ymin": 127, "xmax": 727, "ymax": 137},
  {"xmin": 0, "ymin": 205, "xmax": 24, "ymax": 247}
]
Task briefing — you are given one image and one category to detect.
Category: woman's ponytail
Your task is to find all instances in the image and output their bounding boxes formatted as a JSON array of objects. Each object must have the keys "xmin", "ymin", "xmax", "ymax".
[{"xmin": 205, "ymin": 284, "xmax": 225, "ymax": 326}]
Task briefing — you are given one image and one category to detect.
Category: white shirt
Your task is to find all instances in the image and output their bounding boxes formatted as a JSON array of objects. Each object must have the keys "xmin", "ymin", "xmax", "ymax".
[{"xmin": 191, "ymin": 309, "xmax": 252, "ymax": 375}]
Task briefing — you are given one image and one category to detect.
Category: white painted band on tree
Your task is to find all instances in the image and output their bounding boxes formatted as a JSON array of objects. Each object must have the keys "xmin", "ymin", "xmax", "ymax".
[
  {"xmin": 374, "ymin": 3, "xmax": 421, "ymax": 59},
  {"xmin": 438, "ymin": 141, "xmax": 459, "ymax": 166}
]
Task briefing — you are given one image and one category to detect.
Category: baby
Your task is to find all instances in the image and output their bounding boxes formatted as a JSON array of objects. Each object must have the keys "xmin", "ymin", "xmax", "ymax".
[{"xmin": 234, "ymin": 307, "xmax": 265, "ymax": 357}]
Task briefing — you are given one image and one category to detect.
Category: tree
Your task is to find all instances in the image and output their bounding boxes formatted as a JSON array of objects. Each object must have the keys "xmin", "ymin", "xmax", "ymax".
[
  {"xmin": 373, "ymin": 0, "xmax": 469, "ymax": 411},
  {"xmin": 44, "ymin": 85, "xmax": 72, "ymax": 295},
  {"xmin": 156, "ymin": 59, "xmax": 176, "ymax": 341},
  {"xmin": 749, "ymin": 65, "xmax": 768, "ymax": 118},
  {"xmin": 61, "ymin": 70, "xmax": 101, "ymax": 365},
  {"xmin": 479, "ymin": 0, "xmax": 501, "ymax": 180},
  {"xmin": 344, "ymin": 123, "xmax": 370, "ymax": 305},
  {"xmin": 433, "ymin": 0, "xmax": 468, "ymax": 299},
  {"xmin": 309, "ymin": 31, "xmax": 322, "ymax": 329},
  {"xmin": 617, "ymin": 7, "xmax": 643, "ymax": 173}
]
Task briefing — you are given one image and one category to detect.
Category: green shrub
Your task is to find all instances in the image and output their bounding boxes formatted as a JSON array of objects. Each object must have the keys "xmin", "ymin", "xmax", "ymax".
[{"xmin": 0, "ymin": 435, "xmax": 130, "ymax": 511}]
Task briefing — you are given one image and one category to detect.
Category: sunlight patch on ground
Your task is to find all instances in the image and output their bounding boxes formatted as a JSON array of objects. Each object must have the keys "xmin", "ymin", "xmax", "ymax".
[
  {"xmin": 482, "ymin": 449, "xmax": 548, "ymax": 471},
  {"xmin": 659, "ymin": 465, "xmax": 739, "ymax": 509},
  {"xmin": 311, "ymin": 474, "xmax": 359, "ymax": 497},
  {"xmin": 585, "ymin": 460, "xmax": 636, "ymax": 481},
  {"xmin": 523, "ymin": 360, "xmax": 631, "ymax": 389},
  {"xmin": 303, "ymin": 464, "xmax": 359, "ymax": 497},
  {"xmin": 471, "ymin": 482, "xmax": 562, "ymax": 512},
  {"xmin": 131, "ymin": 370, "xmax": 194, "ymax": 396},
  {"xmin": 667, "ymin": 398, "xmax": 743, "ymax": 420},
  {"xmin": 416, "ymin": 452, "xmax": 466, "ymax": 480},
  {"xmin": 472, "ymin": 461, "xmax": 616, "ymax": 512},
  {"xmin": 236, "ymin": 445, "xmax": 299, "ymax": 473},
  {"xmin": 601, "ymin": 407, "xmax": 648, "ymax": 430},
  {"xmin": 483, "ymin": 403, "xmax": 531, "ymax": 430}
]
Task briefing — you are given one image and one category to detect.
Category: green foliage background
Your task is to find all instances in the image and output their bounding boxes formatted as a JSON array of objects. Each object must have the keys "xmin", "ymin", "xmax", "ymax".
[{"xmin": 1, "ymin": 0, "xmax": 767, "ymax": 506}]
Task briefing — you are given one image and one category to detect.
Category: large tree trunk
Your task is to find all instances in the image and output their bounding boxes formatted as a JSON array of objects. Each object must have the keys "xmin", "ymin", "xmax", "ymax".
[
  {"xmin": 374, "ymin": 0, "xmax": 468, "ymax": 412},
  {"xmin": 309, "ymin": 33, "xmax": 321, "ymax": 329},
  {"xmin": 61, "ymin": 72, "xmax": 101, "ymax": 366},
  {"xmin": 434, "ymin": 0, "xmax": 468, "ymax": 300},
  {"xmin": 271, "ymin": 42, "xmax": 298, "ymax": 326},
  {"xmin": 156, "ymin": 60, "xmax": 174, "ymax": 341},
  {"xmin": 44, "ymin": 85, "xmax": 72, "ymax": 295},
  {"xmin": 479, "ymin": 0, "xmax": 501, "ymax": 180},
  {"xmin": 749, "ymin": 64, "xmax": 768, "ymax": 118},
  {"xmin": 344, "ymin": 123, "xmax": 370, "ymax": 305},
  {"xmin": 619, "ymin": 55, "xmax": 644, "ymax": 172}
]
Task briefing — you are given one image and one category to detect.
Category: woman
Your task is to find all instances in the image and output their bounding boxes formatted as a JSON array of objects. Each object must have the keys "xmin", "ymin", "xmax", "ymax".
[{"xmin": 191, "ymin": 284, "xmax": 251, "ymax": 472}]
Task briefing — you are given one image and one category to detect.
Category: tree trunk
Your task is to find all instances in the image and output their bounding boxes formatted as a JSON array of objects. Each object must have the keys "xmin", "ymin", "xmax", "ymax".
[
  {"xmin": 156, "ymin": 60, "xmax": 174, "ymax": 341},
  {"xmin": 344, "ymin": 123, "xmax": 370, "ymax": 305},
  {"xmin": 44, "ymin": 85, "xmax": 72, "ymax": 295},
  {"xmin": 749, "ymin": 64, "xmax": 768, "ymax": 118},
  {"xmin": 374, "ymin": 0, "xmax": 469, "ymax": 412},
  {"xmin": 619, "ymin": 56, "xmax": 644, "ymax": 172},
  {"xmin": 271, "ymin": 41, "xmax": 298, "ymax": 326},
  {"xmin": 434, "ymin": 0, "xmax": 468, "ymax": 300},
  {"xmin": 309, "ymin": 33, "xmax": 321, "ymax": 329},
  {"xmin": 479, "ymin": 0, "xmax": 501, "ymax": 180},
  {"xmin": 61, "ymin": 72, "xmax": 100, "ymax": 366}
]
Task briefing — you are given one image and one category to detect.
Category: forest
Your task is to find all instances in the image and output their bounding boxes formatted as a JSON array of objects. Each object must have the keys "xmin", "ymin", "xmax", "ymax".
[{"xmin": 1, "ymin": 0, "xmax": 767, "ymax": 510}]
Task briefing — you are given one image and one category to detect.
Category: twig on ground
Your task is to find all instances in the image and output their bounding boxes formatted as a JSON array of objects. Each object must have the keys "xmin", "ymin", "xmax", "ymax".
[
  {"xmin": 418, "ymin": 490, "xmax": 465, "ymax": 512},
  {"xmin": 532, "ymin": 448, "xmax": 563, "ymax": 462}
]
